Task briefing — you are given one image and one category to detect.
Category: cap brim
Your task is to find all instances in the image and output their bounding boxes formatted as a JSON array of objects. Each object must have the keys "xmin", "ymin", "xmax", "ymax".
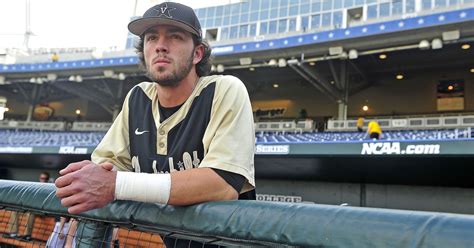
[{"xmin": 128, "ymin": 17, "xmax": 199, "ymax": 37}]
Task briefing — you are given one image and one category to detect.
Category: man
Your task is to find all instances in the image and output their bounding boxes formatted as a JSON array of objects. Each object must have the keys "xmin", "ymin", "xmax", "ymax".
[
  {"xmin": 55, "ymin": 2, "xmax": 255, "ymax": 247},
  {"xmin": 367, "ymin": 121, "xmax": 382, "ymax": 140}
]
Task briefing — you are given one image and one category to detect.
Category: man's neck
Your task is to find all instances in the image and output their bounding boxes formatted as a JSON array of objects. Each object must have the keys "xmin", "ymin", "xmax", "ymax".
[{"xmin": 156, "ymin": 73, "xmax": 200, "ymax": 108}]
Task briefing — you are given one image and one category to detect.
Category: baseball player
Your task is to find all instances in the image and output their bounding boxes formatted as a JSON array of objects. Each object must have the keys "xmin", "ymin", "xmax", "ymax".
[{"xmin": 55, "ymin": 2, "xmax": 255, "ymax": 247}]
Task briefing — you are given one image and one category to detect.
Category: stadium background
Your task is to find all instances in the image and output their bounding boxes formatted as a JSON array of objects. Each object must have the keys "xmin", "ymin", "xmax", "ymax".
[{"xmin": 0, "ymin": 0, "xmax": 474, "ymax": 227}]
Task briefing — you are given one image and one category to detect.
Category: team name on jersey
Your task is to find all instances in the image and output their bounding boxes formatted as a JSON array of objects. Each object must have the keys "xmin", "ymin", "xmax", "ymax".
[{"xmin": 131, "ymin": 150, "xmax": 201, "ymax": 173}]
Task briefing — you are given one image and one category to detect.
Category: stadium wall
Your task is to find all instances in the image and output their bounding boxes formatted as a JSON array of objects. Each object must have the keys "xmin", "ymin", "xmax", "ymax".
[{"xmin": 256, "ymin": 179, "xmax": 474, "ymax": 215}]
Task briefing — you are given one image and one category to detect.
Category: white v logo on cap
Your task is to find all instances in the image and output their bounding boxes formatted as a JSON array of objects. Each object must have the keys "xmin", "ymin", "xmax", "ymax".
[{"xmin": 135, "ymin": 128, "xmax": 149, "ymax": 135}]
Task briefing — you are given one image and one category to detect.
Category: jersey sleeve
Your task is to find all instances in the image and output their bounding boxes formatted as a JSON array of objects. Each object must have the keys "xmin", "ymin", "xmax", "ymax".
[
  {"xmin": 91, "ymin": 88, "xmax": 134, "ymax": 172},
  {"xmin": 199, "ymin": 76, "xmax": 256, "ymax": 192}
]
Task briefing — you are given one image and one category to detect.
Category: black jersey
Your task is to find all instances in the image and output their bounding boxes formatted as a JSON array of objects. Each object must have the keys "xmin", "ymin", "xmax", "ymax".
[{"xmin": 92, "ymin": 75, "xmax": 255, "ymax": 194}]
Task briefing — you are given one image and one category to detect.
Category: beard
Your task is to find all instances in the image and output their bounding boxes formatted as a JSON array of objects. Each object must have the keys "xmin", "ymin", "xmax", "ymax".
[{"xmin": 146, "ymin": 51, "xmax": 195, "ymax": 87}]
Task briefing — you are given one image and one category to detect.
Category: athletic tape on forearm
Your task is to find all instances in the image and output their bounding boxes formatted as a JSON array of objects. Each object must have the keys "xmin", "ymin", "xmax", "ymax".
[{"xmin": 115, "ymin": 171, "xmax": 171, "ymax": 204}]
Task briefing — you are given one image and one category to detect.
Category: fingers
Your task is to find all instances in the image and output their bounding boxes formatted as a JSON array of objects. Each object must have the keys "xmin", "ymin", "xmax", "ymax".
[
  {"xmin": 59, "ymin": 160, "xmax": 91, "ymax": 175},
  {"xmin": 67, "ymin": 203, "xmax": 90, "ymax": 215},
  {"xmin": 56, "ymin": 162, "xmax": 116, "ymax": 214},
  {"xmin": 56, "ymin": 161, "xmax": 95, "ymax": 188},
  {"xmin": 56, "ymin": 182, "xmax": 80, "ymax": 199},
  {"xmin": 55, "ymin": 173, "xmax": 75, "ymax": 189},
  {"xmin": 60, "ymin": 192, "xmax": 83, "ymax": 208},
  {"xmin": 60, "ymin": 192, "xmax": 93, "ymax": 214},
  {"xmin": 100, "ymin": 162, "xmax": 115, "ymax": 171}
]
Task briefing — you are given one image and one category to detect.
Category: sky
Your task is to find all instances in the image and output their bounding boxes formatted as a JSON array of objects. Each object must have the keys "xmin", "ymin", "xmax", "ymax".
[{"xmin": 0, "ymin": 0, "xmax": 236, "ymax": 51}]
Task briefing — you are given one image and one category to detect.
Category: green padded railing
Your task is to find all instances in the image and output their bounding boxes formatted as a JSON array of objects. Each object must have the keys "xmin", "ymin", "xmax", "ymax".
[{"xmin": 1, "ymin": 179, "xmax": 474, "ymax": 247}]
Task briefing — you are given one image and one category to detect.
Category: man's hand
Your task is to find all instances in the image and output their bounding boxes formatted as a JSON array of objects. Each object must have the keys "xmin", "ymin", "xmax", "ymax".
[{"xmin": 55, "ymin": 160, "xmax": 116, "ymax": 214}]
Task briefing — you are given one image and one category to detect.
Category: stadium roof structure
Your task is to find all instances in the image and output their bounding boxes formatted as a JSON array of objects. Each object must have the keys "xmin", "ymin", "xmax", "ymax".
[{"xmin": 0, "ymin": 7, "xmax": 473, "ymax": 118}]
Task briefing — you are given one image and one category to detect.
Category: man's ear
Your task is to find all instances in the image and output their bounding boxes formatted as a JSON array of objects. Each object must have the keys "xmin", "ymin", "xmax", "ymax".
[{"xmin": 193, "ymin": 44, "xmax": 205, "ymax": 65}]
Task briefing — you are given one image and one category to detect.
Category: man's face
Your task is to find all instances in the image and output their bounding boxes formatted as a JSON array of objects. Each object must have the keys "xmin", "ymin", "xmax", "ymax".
[
  {"xmin": 39, "ymin": 173, "xmax": 48, "ymax": 182},
  {"xmin": 143, "ymin": 25, "xmax": 202, "ymax": 87}
]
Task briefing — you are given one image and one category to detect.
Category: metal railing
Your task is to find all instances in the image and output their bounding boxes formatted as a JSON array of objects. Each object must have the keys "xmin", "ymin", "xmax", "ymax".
[{"xmin": 1, "ymin": 180, "xmax": 474, "ymax": 247}]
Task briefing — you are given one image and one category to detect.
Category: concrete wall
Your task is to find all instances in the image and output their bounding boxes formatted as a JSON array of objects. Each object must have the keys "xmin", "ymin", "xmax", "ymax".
[{"xmin": 257, "ymin": 179, "xmax": 474, "ymax": 215}]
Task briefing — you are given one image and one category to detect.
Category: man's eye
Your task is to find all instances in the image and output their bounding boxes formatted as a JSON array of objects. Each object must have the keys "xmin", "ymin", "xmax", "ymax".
[
  {"xmin": 146, "ymin": 36, "xmax": 156, "ymax": 41},
  {"xmin": 171, "ymin": 34, "xmax": 182, "ymax": 40}
]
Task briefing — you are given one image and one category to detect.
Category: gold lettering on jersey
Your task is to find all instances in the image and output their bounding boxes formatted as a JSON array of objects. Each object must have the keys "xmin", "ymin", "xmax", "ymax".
[
  {"xmin": 152, "ymin": 160, "xmax": 158, "ymax": 174},
  {"xmin": 192, "ymin": 151, "xmax": 200, "ymax": 167},
  {"xmin": 168, "ymin": 157, "xmax": 177, "ymax": 173},
  {"xmin": 132, "ymin": 151, "xmax": 201, "ymax": 174},
  {"xmin": 183, "ymin": 152, "xmax": 193, "ymax": 170},
  {"xmin": 132, "ymin": 156, "xmax": 141, "ymax": 173}
]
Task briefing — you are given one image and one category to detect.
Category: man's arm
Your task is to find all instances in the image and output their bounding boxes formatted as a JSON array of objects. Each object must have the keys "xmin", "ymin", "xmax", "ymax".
[
  {"xmin": 169, "ymin": 167, "xmax": 238, "ymax": 205},
  {"xmin": 55, "ymin": 161, "xmax": 238, "ymax": 214}
]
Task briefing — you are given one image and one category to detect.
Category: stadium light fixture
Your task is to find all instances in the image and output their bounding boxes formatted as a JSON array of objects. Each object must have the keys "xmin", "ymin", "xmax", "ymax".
[
  {"xmin": 103, "ymin": 70, "xmax": 115, "ymax": 78},
  {"xmin": 75, "ymin": 109, "xmax": 81, "ymax": 115},
  {"xmin": 268, "ymin": 59, "xmax": 277, "ymax": 66},
  {"xmin": 75, "ymin": 75, "xmax": 83, "ymax": 83},
  {"xmin": 418, "ymin": 40, "xmax": 430, "ymax": 50},
  {"xmin": 47, "ymin": 73, "xmax": 57, "ymax": 81},
  {"xmin": 461, "ymin": 44, "xmax": 470, "ymax": 50},
  {"xmin": 118, "ymin": 73, "xmax": 126, "ymax": 80},
  {"xmin": 379, "ymin": 54, "xmax": 387, "ymax": 59},
  {"xmin": 273, "ymin": 84, "xmax": 279, "ymax": 88},
  {"xmin": 249, "ymin": 67, "xmax": 255, "ymax": 71},
  {"xmin": 278, "ymin": 58, "xmax": 287, "ymax": 67},
  {"xmin": 216, "ymin": 64, "xmax": 225, "ymax": 73},
  {"xmin": 348, "ymin": 49, "xmax": 358, "ymax": 59},
  {"xmin": 470, "ymin": 68, "xmax": 474, "ymax": 73},
  {"xmin": 396, "ymin": 74, "xmax": 404, "ymax": 80},
  {"xmin": 309, "ymin": 62, "xmax": 316, "ymax": 66},
  {"xmin": 239, "ymin": 57, "xmax": 252, "ymax": 65},
  {"xmin": 329, "ymin": 46, "xmax": 344, "ymax": 55},
  {"xmin": 362, "ymin": 105, "xmax": 369, "ymax": 112},
  {"xmin": 431, "ymin": 38, "xmax": 443, "ymax": 50}
]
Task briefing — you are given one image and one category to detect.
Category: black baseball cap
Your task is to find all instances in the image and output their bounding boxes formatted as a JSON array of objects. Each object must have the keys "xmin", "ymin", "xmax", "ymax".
[{"xmin": 128, "ymin": 2, "xmax": 202, "ymax": 38}]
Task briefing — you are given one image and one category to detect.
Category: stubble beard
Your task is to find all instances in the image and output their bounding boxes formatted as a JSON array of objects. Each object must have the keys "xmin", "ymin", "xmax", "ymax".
[{"xmin": 146, "ymin": 51, "xmax": 195, "ymax": 87}]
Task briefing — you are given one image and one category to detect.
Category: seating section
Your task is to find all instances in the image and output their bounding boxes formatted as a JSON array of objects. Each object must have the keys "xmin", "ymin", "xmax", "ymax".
[
  {"xmin": 0, "ymin": 128, "xmax": 472, "ymax": 147},
  {"xmin": 0, "ymin": 130, "xmax": 105, "ymax": 147},
  {"xmin": 256, "ymin": 128, "xmax": 473, "ymax": 144}
]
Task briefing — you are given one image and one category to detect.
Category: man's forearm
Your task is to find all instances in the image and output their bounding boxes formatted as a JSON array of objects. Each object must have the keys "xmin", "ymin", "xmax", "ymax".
[
  {"xmin": 115, "ymin": 168, "xmax": 238, "ymax": 206},
  {"xmin": 169, "ymin": 168, "xmax": 238, "ymax": 205}
]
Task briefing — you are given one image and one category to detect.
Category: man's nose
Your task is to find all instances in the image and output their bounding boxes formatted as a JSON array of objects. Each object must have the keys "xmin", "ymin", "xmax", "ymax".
[{"xmin": 154, "ymin": 37, "xmax": 169, "ymax": 53}]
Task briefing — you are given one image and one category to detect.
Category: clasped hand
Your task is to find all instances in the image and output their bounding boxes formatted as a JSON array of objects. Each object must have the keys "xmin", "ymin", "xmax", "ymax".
[{"xmin": 55, "ymin": 160, "xmax": 116, "ymax": 214}]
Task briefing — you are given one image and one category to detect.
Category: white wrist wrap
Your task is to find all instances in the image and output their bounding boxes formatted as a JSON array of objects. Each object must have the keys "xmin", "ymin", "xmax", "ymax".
[{"xmin": 115, "ymin": 171, "xmax": 171, "ymax": 204}]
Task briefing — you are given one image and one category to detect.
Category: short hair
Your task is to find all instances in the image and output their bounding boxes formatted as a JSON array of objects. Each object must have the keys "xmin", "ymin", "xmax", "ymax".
[
  {"xmin": 40, "ymin": 171, "xmax": 50, "ymax": 180},
  {"xmin": 135, "ymin": 35, "xmax": 212, "ymax": 77}
]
